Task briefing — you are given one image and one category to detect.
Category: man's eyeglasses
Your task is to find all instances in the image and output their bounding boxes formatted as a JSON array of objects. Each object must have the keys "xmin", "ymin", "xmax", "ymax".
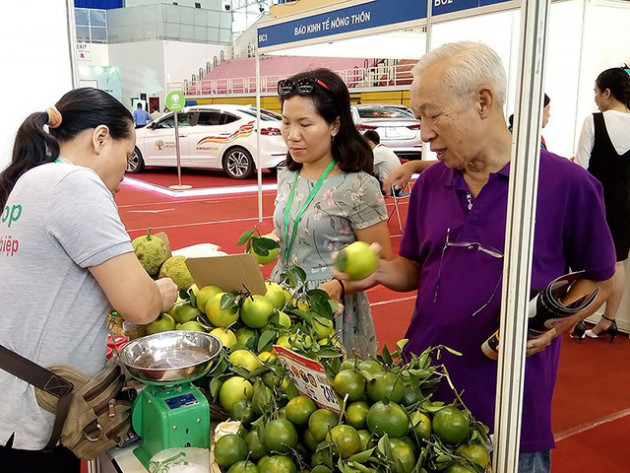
[
  {"xmin": 434, "ymin": 227, "xmax": 504, "ymax": 316},
  {"xmin": 442, "ymin": 228, "xmax": 503, "ymax": 259},
  {"xmin": 277, "ymin": 77, "xmax": 331, "ymax": 97}
]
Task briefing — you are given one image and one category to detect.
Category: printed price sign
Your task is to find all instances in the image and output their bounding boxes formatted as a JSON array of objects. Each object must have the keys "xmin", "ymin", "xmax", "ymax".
[{"xmin": 273, "ymin": 345, "xmax": 341, "ymax": 413}]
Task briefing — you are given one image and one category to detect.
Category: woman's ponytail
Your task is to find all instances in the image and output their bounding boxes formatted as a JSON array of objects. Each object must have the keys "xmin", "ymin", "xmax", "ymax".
[{"xmin": 0, "ymin": 111, "xmax": 60, "ymax": 207}]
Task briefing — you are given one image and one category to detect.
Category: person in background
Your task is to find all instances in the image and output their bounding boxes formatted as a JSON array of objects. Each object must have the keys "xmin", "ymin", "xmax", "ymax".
[
  {"xmin": 337, "ymin": 42, "xmax": 614, "ymax": 472},
  {"xmin": 269, "ymin": 68, "xmax": 393, "ymax": 356},
  {"xmin": 133, "ymin": 102, "xmax": 152, "ymax": 128},
  {"xmin": 572, "ymin": 67, "xmax": 630, "ymax": 341},
  {"xmin": 385, "ymin": 93, "xmax": 552, "ymax": 194},
  {"xmin": 382, "ymin": 158, "xmax": 434, "ymax": 195},
  {"xmin": 509, "ymin": 93, "xmax": 551, "ymax": 149},
  {"xmin": 150, "ymin": 106, "xmax": 162, "ymax": 122},
  {"xmin": 0, "ymin": 88, "xmax": 178, "ymax": 473},
  {"xmin": 362, "ymin": 129, "xmax": 401, "ymax": 189}
]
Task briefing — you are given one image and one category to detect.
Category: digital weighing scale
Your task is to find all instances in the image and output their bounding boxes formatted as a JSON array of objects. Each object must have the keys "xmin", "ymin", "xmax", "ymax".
[{"xmin": 119, "ymin": 331, "xmax": 222, "ymax": 469}]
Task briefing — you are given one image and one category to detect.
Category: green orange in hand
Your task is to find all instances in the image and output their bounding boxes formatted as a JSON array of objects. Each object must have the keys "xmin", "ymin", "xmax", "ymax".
[{"xmin": 334, "ymin": 241, "xmax": 378, "ymax": 280}]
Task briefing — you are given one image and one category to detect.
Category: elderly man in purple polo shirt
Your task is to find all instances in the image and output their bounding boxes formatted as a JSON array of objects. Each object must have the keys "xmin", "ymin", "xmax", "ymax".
[{"xmin": 339, "ymin": 42, "xmax": 615, "ymax": 472}]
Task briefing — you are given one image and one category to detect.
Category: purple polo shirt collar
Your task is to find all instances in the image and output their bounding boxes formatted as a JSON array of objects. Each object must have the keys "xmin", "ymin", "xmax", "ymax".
[{"xmin": 445, "ymin": 161, "xmax": 511, "ymax": 187}]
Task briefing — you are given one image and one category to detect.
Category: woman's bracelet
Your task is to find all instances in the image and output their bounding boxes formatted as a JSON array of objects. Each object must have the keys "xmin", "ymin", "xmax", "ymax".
[{"xmin": 333, "ymin": 278, "xmax": 345, "ymax": 300}]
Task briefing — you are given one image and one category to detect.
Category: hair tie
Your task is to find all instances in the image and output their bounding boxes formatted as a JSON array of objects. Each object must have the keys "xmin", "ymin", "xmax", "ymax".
[{"xmin": 46, "ymin": 106, "xmax": 62, "ymax": 129}]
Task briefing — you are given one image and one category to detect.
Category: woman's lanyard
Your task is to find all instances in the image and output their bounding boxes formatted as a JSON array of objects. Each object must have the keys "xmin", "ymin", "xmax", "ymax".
[{"xmin": 283, "ymin": 160, "xmax": 336, "ymax": 264}]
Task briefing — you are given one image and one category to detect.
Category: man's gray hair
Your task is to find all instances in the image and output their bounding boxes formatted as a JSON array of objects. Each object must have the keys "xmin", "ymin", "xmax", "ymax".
[{"xmin": 413, "ymin": 42, "xmax": 507, "ymax": 107}]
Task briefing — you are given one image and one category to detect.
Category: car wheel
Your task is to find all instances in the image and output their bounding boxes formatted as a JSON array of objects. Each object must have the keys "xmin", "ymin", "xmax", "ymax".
[
  {"xmin": 126, "ymin": 147, "xmax": 145, "ymax": 174},
  {"xmin": 223, "ymin": 147, "xmax": 254, "ymax": 179}
]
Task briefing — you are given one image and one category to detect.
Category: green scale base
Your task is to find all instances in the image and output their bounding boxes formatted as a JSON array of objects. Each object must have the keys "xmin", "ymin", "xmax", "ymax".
[{"xmin": 132, "ymin": 382, "xmax": 210, "ymax": 469}]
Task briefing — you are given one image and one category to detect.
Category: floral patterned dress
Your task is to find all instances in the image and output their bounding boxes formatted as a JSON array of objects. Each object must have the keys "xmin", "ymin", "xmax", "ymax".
[{"xmin": 270, "ymin": 167, "xmax": 388, "ymax": 356}]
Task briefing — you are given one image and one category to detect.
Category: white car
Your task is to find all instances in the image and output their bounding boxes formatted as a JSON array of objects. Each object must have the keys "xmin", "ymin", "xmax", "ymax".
[
  {"xmin": 126, "ymin": 105, "xmax": 287, "ymax": 179},
  {"xmin": 351, "ymin": 104, "xmax": 422, "ymax": 159}
]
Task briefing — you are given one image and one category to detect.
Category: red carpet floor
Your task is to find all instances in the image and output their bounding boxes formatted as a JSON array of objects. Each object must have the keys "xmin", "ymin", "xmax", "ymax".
[
  {"xmin": 126, "ymin": 167, "xmax": 277, "ymax": 189},
  {"xmin": 109, "ymin": 177, "xmax": 629, "ymax": 472}
]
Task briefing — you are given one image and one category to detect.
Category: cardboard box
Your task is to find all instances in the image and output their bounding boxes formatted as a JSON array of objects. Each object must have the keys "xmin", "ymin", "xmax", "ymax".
[
  {"xmin": 185, "ymin": 254, "xmax": 267, "ymax": 295},
  {"xmin": 153, "ymin": 232, "xmax": 172, "ymax": 259}
]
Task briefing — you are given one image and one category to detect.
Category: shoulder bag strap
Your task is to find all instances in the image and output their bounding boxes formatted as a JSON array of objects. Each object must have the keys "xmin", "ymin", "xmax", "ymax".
[{"xmin": 0, "ymin": 344, "xmax": 74, "ymax": 451}]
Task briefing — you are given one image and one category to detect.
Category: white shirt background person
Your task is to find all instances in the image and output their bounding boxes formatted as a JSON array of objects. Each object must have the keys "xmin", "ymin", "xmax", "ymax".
[{"xmin": 362, "ymin": 130, "xmax": 401, "ymax": 182}]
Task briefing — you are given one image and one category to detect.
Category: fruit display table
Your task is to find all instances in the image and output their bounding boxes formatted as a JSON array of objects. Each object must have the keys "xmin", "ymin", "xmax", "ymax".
[
  {"xmin": 89, "ymin": 443, "xmax": 148, "ymax": 473},
  {"xmin": 107, "ymin": 443, "xmax": 148, "ymax": 472},
  {"xmin": 94, "ymin": 438, "xmax": 214, "ymax": 473},
  {"xmin": 115, "ymin": 231, "xmax": 489, "ymax": 472}
]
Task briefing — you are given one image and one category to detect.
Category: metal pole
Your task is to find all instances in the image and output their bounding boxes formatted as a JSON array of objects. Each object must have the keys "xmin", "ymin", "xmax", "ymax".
[
  {"xmin": 422, "ymin": 0, "xmax": 432, "ymax": 162},
  {"xmin": 571, "ymin": 0, "xmax": 589, "ymax": 155},
  {"xmin": 425, "ymin": 0, "xmax": 432, "ymax": 53},
  {"xmin": 493, "ymin": 0, "xmax": 549, "ymax": 471},
  {"xmin": 174, "ymin": 112, "xmax": 182, "ymax": 188},
  {"xmin": 168, "ymin": 112, "xmax": 191, "ymax": 190},
  {"xmin": 255, "ymin": 51, "xmax": 263, "ymax": 224},
  {"xmin": 65, "ymin": 0, "xmax": 79, "ymax": 88}
]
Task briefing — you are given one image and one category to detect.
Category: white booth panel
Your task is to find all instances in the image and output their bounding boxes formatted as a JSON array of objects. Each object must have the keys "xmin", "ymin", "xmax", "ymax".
[{"xmin": 0, "ymin": 0, "xmax": 74, "ymax": 171}]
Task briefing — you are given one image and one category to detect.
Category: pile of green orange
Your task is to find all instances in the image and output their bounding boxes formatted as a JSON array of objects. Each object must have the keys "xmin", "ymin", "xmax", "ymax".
[
  {"xmin": 212, "ymin": 341, "xmax": 490, "ymax": 473},
  {"xmin": 200, "ymin": 264, "xmax": 347, "ymax": 415},
  {"xmin": 134, "ymin": 243, "xmax": 346, "ymax": 426}
]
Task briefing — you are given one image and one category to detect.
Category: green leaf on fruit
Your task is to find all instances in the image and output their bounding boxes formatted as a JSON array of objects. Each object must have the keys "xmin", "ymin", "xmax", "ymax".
[
  {"xmin": 377, "ymin": 435, "xmax": 393, "ymax": 458},
  {"xmin": 209, "ymin": 377, "xmax": 223, "ymax": 399},
  {"xmin": 245, "ymin": 335, "xmax": 258, "ymax": 351},
  {"xmin": 237, "ymin": 229, "xmax": 255, "ymax": 246},
  {"xmin": 315, "ymin": 441, "xmax": 333, "ymax": 452},
  {"xmin": 316, "ymin": 349, "xmax": 344, "ymax": 358},
  {"xmin": 420, "ymin": 400, "xmax": 445, "ymax": 412},
  {"xmin": 229, "ymin": 366, "xmax": 251, "ymax": 378},
  {"xmin": 257, "ymin": 329, "xmax": 277, "ymax": 353},
  {"xmin": 220, "ymin": 292, "xmax": 237, "ymax": 310},
  {"xmin": 311, "ymin": 299, "xmax": 333, "ymax": 319},
  {"xmin": 188, "ymin": 290, "xmax": 197, "ymax": 308},
  {"xmin": 293, "ymin": 266, "xmax": 307, "ymax": 282},
  {"xmin": 443, "ymin": 346, "xmax": 463, "ymax": 357},
  {"xmin": 194, "ymin": 317, "xmax": 213, "ymax": 331},
  {"xmin": 288, "ymin": 308, "xmax": 311, "ymax": 323},
  {"xmin": 228, "ymin": 343, "xmax": 248, "ymax": 352},
  {"xmin": 345, "ymin": 461, "xmax": 373, "ymax": 473},
  {"xmin": 358, "ymin": 369, "xmax": 376, "ymax": 382},
  {"xmin": 207, "ymin": 354, "xmax": 227, "ymax": 376},
  {"xmin": 307, "ymin": 288, "xmax": 331, "ymax": 302},
  {"xmin": 311, "ymin": 466, "xmax": 333, "ymax": 473},
  {"xmin": 347, "ymin": 448, "xmax": 375, "ymax": 463},
  {"xmin": 256, "ymin": 237, "xmax": 279, "ymax": 250},
  {"xmin": 396, "ymin": 338, "xmax": 409, "ymax": 352},
  {"xmin": 408, "ymin": 369, "xmax": 431, "ymax": 380},
  {"xmin": 435, "ymin": 453, "xmax": 453, "ymax": 463},
  {"xmin": 380, "ymin": 345, "xmax": 393, "ymax": 367},
  {"xmin": 249, "ymin": 365, "xmax": 268, "ymax": 377},
  {"xmin": 251, "ymin": 238, "xmax": 271, "ymax": 256}
]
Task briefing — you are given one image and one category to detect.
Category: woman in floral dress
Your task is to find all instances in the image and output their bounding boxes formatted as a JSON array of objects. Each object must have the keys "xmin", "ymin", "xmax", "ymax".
[{"xmin": 269, "ymin": 68, "xmax": 393, "ymax": 356}]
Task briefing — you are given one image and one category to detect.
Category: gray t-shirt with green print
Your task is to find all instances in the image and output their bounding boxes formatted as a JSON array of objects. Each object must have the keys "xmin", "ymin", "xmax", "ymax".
[{"xmin": 0, "ymin": 161, "xmax": 132, "ymax": 450}]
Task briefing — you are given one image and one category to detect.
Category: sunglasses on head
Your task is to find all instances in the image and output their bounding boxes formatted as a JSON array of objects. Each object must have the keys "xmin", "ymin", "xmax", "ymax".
[{"xmin": 277, "ymin": 77, "xmax": 331, "ymax": 96}]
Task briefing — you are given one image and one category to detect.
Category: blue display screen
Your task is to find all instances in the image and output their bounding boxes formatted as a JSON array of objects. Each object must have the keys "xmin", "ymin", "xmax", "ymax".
[{"xmin": 165, "ymin": 393, "xmax": 198, "ymax": 410}]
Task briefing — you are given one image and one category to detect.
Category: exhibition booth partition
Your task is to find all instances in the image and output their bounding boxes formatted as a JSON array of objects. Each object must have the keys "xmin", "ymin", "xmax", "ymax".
[{"xmin": 253, "ymin": 0, "xmax": 630, "ymax": 470}]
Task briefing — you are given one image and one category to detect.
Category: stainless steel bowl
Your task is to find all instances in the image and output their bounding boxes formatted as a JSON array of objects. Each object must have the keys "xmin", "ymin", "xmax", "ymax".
[{"xmin": 119, "ymin": 330, "xmax": 222, "ymax": 384}]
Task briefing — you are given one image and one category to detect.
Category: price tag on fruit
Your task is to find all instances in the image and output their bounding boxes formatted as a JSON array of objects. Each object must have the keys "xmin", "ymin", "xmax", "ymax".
[{"xmin": 273, "ymin": 345, "xmax": 341, "ymax": 413}]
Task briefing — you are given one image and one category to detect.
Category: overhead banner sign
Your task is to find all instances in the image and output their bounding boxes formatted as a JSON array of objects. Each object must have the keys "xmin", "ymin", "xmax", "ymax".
[
  {"xmin": 432, "ymin": 0, "xmax": 514, "ymax": 17},
  {"xmin": 258, "ymin": 0, "xmax": 427, "ymax": 49}
]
